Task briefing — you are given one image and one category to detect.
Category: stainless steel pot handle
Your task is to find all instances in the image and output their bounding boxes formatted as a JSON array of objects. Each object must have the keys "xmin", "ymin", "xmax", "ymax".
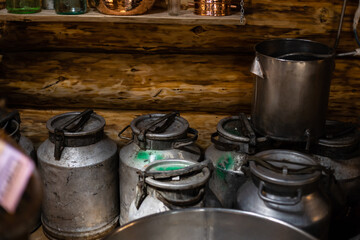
[
  {"xmin": 250, "ymin": 57, "xmax": 264, "ymax": 79},
  {"xmin": 258, "ymin": 181, "xmax": 302, "ymax": 206}
]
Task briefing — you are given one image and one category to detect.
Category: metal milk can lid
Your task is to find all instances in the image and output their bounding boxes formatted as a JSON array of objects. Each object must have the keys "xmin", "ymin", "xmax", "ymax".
[
  {"xmin": 130, "ymin": 112, "xmax": 189, "ymax": 141},
  {"xmin": 318, "ymin": 120, "xmax": 359, "ymax": 148},
  {"xmin": 46, "ymin": 109, "xmax": 105, "ymax": 160},
  {"xmin": 249, "ymin": 150, "xmax": 321, "ymax": 187},
  {"xmin": 143, "ymin": 159, "xmax": 210, "ymax": 190}
]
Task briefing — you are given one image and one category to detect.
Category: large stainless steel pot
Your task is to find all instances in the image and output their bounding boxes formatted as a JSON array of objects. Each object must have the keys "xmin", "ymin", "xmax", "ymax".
[
  {"xmin": 118, "ymin": 112, "xmax": 202, "ymax": 225},
  {"xmin": 106, "ymin": 208, "xmax": 317, "ymax": 240},
  {"xmin": 37, "ymin": 110, "xmax": 119, "ymax": 240},
  {"xmin": 250, "ymin": 38, "xmax": 335, "ymax": 142}
]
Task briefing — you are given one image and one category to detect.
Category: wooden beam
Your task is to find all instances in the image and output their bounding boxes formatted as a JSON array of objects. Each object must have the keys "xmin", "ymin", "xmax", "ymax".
[
  {"xmin": 1, "ymin": 52, "xmax": 359, "ymax": 122},
  {"xmin": 0, "ymin": 0, "xmax": 358, "ymax": 53}
]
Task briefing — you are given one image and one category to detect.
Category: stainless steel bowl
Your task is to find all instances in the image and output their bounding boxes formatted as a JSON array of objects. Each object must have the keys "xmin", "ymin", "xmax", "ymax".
[{"xmin": 106, "ymin": 208, "xmax": 317, "ymax": 240}]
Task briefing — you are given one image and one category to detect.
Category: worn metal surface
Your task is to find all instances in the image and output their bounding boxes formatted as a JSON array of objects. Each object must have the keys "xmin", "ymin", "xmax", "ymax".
[
  {"xmin": 205, "ymin": 116, "xmax": 269, "ymax": 208},
  {"xmin": 119, "ymin": 113, "xmax": 201, "ymax": 225},
  {"xmin": 236, "ymin": 150, "xmax": 330, "ymax": 239},
  {"xmin": 251, "ymin": 39, "xmax": 334, "ymax": 142},
  {"xmin": 37, "ymin": 112, "xmax": 119, "ymax": 240},
  {"xmin": 128, "ymin": 159, "xmax": 210, "ymax": 221},
  {"xmin": 205, "ymin": 145, "xmax": 247, "ymax": 208},
  {"xmin": 107, "ymin": 208, "xmax": 317, "ymax": 240}
]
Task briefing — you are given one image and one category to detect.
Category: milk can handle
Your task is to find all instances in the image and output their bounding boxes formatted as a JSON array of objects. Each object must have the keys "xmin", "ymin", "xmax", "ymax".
[
  {"xmin": 0, "ymin": 110, "xmax": 20, "ymax": 128},
  {"xmin": 173, "ymin": 127, "xmax": 198, "ymax": 149},
  {"xmin": 258, "ymin": 181, "xmax": 302, "ymax": 206},
  {"xmin": 157, "ymin": 188, "xmax": 205, "ymax": 206},
  {"xmin": 54, "ymin": 109, "xmax": 93, "ymax": 160},
  {"xmin": 211, "ymin": 132, "xmax": 240, "ymax": 151},
  {"xmin": 118, "ymin": 125, "xmax": 132, "ymax": 141},
  {"xmin": 250, "ymin": 57, "xmax": 264, "ymax": 79}
]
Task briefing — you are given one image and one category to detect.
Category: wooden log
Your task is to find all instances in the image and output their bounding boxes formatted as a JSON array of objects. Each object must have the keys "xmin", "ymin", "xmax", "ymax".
[
  {"xmin": 0, "ymin": 51, "xmax": 254, "ymax": 112},
  {"xmin": 17, "ymin": 108, "xmax": 231, "ymax": 149},
  {"xmin": 0, "ymin": 0, "xmax": 359, "ymax": 53},
  {"xmin": 1, "ymin": 52, "xmax": 360, "ymax": 121}
]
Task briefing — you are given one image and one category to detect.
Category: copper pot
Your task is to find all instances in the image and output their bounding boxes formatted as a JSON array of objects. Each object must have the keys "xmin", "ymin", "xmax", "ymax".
[{"xmin": 95, "ymin": 0, "xmax": 155, "ymax": 15}]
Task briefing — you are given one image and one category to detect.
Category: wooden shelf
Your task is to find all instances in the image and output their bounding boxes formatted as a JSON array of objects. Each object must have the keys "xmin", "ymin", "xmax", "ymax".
[{"xmin": 0, "ymin": 8, "xmax": 243, "ymax": 25}]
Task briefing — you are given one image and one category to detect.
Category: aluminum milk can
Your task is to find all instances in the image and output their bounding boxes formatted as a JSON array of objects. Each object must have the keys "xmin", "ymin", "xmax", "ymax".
[
  {"xmin": 236, "ymin": 149, "xmax": 330, "ymax": 239},
  {"xmin": 205, "ymin": 114, "xmax": 268, "ymax": 208},
  {"xmin": 37, "ymin": 109, "xmax": 119, "ymax": 240},
  {"xmin": 128, "ymin": 159, "xmax": 210, "ymax": 221},
  {"xmin": 118, "ymin": 112, "xmax": 202, "ymax": 225},
  {"xmin": 0, "ymin": 110, "xmax": 36, "ymax": 160}
]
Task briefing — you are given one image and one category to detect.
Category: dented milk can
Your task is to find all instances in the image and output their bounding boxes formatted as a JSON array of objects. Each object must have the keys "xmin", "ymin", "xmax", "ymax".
[
  {"xmin": 205, "ymin": 114, "xmax": 269, "ymax": 208},
  {"xmin": 236, "ymin": 150, "xmax": 330, "ymax": 239},
  {"xmin": 0, "ymin": 109, "xmax": 36, "ymax": 160},
  {"xmin": 128, "ymin": 159, "xmax": 210, "ymax": 222},
  {"xmin": 118, "ymin": 112, "xmax": 202, "ymax": 225},
  {"xmin": 37, "ymin": 109, "xmax": 119, "ymax": 240}
]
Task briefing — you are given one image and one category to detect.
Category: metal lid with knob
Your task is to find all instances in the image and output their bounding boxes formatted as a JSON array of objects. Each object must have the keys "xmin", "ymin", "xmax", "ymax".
[{"xmin": 46, "ymin": 109, "xmax": 105, "ymax": 160}]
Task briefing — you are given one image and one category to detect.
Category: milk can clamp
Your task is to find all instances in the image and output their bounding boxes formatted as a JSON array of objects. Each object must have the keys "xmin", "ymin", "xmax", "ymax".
[{"xmin": 54, "ymin": 109, "xmax": 94, "ymax": 160}]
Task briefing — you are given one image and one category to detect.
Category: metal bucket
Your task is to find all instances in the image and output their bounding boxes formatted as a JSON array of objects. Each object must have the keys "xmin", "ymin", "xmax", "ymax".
[
  {"xmin": 106, "ymin": 208, "xmax": 316, "ymax": 240},
  {"xmin": 250, "ymin": 38, "xmax": 335, "ymax": 142}
]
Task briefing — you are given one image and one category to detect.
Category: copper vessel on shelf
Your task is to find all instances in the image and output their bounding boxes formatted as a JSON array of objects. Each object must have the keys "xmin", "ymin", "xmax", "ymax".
[
  {"xmin": 194, "ymin": 0, "xmax": 231, "ymax": 16},
  {"xmin": 95, "ymin": 0, "xmax": 155, "ymax": 15}
]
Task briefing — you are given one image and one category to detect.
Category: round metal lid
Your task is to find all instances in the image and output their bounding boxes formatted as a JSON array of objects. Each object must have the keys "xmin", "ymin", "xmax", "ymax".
[
  {"xmin": 46, "ymin": 111, "xmax": 105, "ymax": 137},
  {"xmin": 318, "ymin": 120, "xmax": 359, "ymax": 148},
  {"xmin": 144, "ymin": 159, "xmax": 210, "ymax": 190},
  {"xmin": 131, "ymin": 113, "xmax": 189, "ymax": 140},
  {"xmin": 250, "ymin": 150, "xmax": 321, "ymax": 187},
  {"xmin": 217, "ymin": 116, "xmax": 266, "ymax": 143}
]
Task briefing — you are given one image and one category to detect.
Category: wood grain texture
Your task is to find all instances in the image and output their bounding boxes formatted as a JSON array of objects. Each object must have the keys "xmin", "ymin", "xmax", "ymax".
[
  {"xmin": 0, "ymin": 0, "xmax": 359, "ymax": 53},
  {"xmin": 0, "ymin": 9, "xmax": 244, "ymax": 25},
  {"xmin": 17, "ymin": 108, "xmax": 231, "ymax": 149},
  {"xmin": 1, "ymin": 52, "xmax": 359, "ymax": 122},
  {"xmin": 0, "ymin": 52, "xmax": 254, "ymax": 112}
]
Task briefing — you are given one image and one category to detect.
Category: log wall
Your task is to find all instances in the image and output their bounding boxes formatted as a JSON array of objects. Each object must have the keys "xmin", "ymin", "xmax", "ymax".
[{"xmin": 0, "ymin": 0, "xmax": 359, "ymax": 147}]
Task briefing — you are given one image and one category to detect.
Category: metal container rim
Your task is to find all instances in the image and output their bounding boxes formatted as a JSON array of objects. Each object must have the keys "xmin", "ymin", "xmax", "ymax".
[
  {"xmin": 254, "ymin": 38, "xmax": 335, "ymax": 63},
  {"xmin": 107, "ymin": 208, "xmax": 317, "ymax": 240},
  {"xmin": 46, "ymin": 111, "xmax": 105, "ymax": 137}
]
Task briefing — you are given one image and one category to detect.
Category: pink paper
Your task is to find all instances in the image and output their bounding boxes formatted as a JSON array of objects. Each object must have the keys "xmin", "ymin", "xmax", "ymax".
[{"xmin": 0, "ymin": 140, "xmax": 35, "ymax": 213}]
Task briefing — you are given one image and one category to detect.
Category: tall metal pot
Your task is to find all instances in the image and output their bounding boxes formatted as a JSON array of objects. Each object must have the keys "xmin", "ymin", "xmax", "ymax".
[
  {"xmin": 106, "ymin": 208, "xmax": 317, "ymax": 240},
  {"xmin": 236, "ymin": 149, "xmax": 330, "ymax": 239},
  {"xmin": 118, "ymin": 112, "xmax": 202, "ymax": 225},
  {"xmin": 37, "ymin": 110, "xmax": 119, "ymax": 240},
  {"xmin": 250, "ymin": 39, "xmax": 335, "ymax": 142}
]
